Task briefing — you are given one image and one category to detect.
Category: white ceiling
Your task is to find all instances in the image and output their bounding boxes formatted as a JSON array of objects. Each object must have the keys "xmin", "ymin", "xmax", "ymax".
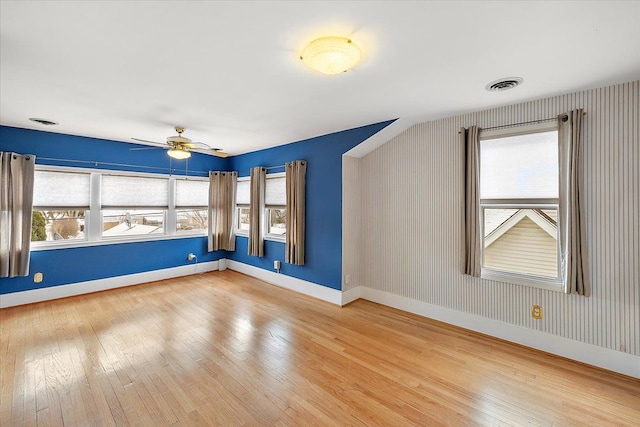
[{"xmin": 2, "ymin": 1, "xmax": 639, "ymax": 156}]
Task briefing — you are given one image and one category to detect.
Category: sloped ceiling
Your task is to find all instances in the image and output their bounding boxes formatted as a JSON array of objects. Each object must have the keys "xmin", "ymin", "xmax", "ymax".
[{"xmin": 1, "ymin": 1, "xmax": 639, "ymax": 156}]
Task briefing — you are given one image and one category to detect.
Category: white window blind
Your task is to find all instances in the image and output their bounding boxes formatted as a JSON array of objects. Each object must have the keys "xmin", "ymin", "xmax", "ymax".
[
  {"xmin": 101, "ymin": 175, "xmax": 169, "ymax": 208},
  {"xmin": 265, "ymin": 176, "xmax": 286, "ymax": 206},
  {"xmin": 33, "ymin": 170, "xmax": 91, "ymax": 208},
  {"xmin": 480, "ymin": 130, "xmax": 559, "ymax": 199},
  {"xmin": 175, "ymin": 179, "xmax": 209, "ymax": 207},
  {"xmin": 236, "ymin": 179, "xmax": 250, "ymax": 205}
]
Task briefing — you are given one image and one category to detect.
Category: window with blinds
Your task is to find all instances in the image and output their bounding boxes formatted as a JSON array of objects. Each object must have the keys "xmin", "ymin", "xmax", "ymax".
[
  {"xmin": 265, "ymin": 175, "xmax": 286, "ymax": 239},
  {"xmin": 101, "ymin": 175, "xmax": 169, "ymax": 208},
  {"xmin": 31, "ymin": 170, "xmax": 90, "ymax": 242},
  {"xmin": 30, "ymin": 167, "xmax": 212, "ymax": 246},
  {"xmin": 175, "ymin": 178, "xmax": 209, "ymax": 233},
  {"xmin": 480, "ymin": 123, "xmax": 560, "ymax": 281},
  {"xmin": 235, "ymin": 174, "xmax": 286, "ymax": 240},
  {"xmin": 236, "ymin": 178, "xmax": 250, "ymax": 234}
]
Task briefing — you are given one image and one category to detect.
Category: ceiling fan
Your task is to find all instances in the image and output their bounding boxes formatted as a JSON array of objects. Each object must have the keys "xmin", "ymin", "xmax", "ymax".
[{"xmin": 131, "ymin": 126, "xmax": 228, "ymax": 159}]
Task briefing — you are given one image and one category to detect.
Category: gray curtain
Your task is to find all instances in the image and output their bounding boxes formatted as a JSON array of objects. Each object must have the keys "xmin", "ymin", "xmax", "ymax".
[
  {"xmin": 285, "ymin": 160, "xmax": 306, "ymax": 265},
  {"xmin": 0, "ymin": 152, "xmax": 36, "ymax": 278},
  {"xmin": 208, "ymin": 171, "xmax": 237, "ymax": 252},
  {"xmin": 248, "ymin": 167, "xmax": 265, "ymax": 257},
  {"xmin": 462, "ymin": 126, "xmax": 481, "ymax": 277},
  {"xmin": 558, "ymin": 109, "xmax": 590, "ymax": 296}
]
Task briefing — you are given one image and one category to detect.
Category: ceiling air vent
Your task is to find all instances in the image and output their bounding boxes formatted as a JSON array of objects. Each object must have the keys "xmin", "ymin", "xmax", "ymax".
[
  {"xmin": 485, "ymin": 77, "xmax": 523, "ymax": 92},
  {"xmin": 29, "ymin": 118, "xmax": 59, "ymax": 125}
]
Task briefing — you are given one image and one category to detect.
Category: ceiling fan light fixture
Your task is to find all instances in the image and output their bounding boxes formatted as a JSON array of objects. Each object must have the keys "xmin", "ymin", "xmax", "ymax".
[
  {"xmin": 167, "ymin": 147, "xmax": 191, "ymax": 160},
  {"xmin": 300, "ymin": 36, "xmax": 361, "ymax": 75}
]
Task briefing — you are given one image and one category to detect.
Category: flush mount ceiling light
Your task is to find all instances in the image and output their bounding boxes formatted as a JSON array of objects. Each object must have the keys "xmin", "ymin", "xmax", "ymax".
[
  {"xmin": 29, "ymin": 117, "xmax": 58, "ymax": 125},
  {"xmin": 167, "ymin": 146, "xmax": 191, "ymax": 159},
  {"xmin": 485, "ymin": 77, "xmax": 524, "ymax": 92},
  {"xmin": 300, "ymin": 36, "xmax": 362, "ymax": 75}
]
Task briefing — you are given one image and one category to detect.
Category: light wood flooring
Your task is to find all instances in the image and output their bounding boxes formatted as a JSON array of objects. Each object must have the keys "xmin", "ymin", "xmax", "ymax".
[{"xmin": 1, "ymin": 270, "xmax": 639, "ymax": 426}]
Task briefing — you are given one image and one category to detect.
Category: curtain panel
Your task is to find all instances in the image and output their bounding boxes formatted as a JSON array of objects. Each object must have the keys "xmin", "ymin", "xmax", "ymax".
[
  {"xmin": 248, "ymin": 167, "xmax": 266, "ymax": 257},
  {"xmin": 208, "ymin": 171, "xmax": 238, "ymax": 252},
  {"xmin": 285, "ymin": 160, "xmax": 307, "ymax": 265},
  {"xmin": 0, "ymin": 152, "xmax": 36, "ymax": 278},
  {"xmin": 462, "ymin": 126, "xmax": 481, "ymax": 277},
  {"xmin": 558, "ymin": 109, "xmax": 590, "ymax": 296}
]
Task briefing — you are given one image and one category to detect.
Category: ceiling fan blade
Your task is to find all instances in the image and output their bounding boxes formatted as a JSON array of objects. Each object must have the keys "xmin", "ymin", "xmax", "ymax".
[
  {"xmin": 129, "ymin": 147, "xmax": 164, "ymax": 151},
  {"xmin": 188, "ymin": 141, "xmax": 211, "ymax": 149},
  {"xmin": 191, "ymin": 147, "xmax": 229, "ymax": 158},
  {"xmin": 131, "ymin": 137, "xmax": 165, "ymax": 144}
]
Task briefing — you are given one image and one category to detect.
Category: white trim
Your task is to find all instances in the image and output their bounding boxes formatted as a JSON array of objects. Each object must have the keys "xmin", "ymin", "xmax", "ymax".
[
  {"xmin": 0, "ymin": 261, "xmax": 220, "ymax": 308},
  {"xmin": 344, "ymin": 118, "xmax": 414, "ymax": 158},
  {"xmin": 31, "ymin": 232, "xmax": 208, "ymax": 251},
  {"xmin": 226, "ymin": 260, "xmax": 343, "ymax": 305},
  {"xmin": 481, "ymin": 269, "xmax": 562, "ymax": 292},
  {"xmin": 341, "ymin": 286, "xmax": 362, "ymax": 306},
  {"xmin": 358, "ymin": 287, "xmax": 640, "ymax": 379}
]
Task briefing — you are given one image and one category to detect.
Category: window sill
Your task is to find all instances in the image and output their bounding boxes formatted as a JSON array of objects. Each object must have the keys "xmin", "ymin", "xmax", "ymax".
[
  {"xmin": 481, "ymin": 269, "xmax": 562, "ymax": 292},
  {"xmin": 30, "ymin": 232, "xmax": 207, "ymax": 251},
  {"xmin": 234, "ymin": 234, "xmax": 285, "ymax": 244}
]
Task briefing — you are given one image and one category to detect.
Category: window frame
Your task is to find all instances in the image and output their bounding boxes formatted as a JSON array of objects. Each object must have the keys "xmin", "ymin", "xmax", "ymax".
[
  {"xmin": 31, "ymin": 165, "xmax": 209, "ymax": 250},
  {"xmin": 234, "ymin": 172, "xmax": 287, "ymax": 243},
  {"xmin": 479, "ymin": 121, "xmax": 563, "ymax": 292},
  {"xmin": 173, "ymin": 177, "xmax": 210, "ymax": 235},
  {"xmin": 264, "ymin": 173, "xmax": 286, "ymax": 242},
  {"xmin": 264, "ymin": 206, "xmax": 286, "ymax": 241},
  {"xmin": 236, "ymin": 204, "xmax": 250, "ymax": 236}
]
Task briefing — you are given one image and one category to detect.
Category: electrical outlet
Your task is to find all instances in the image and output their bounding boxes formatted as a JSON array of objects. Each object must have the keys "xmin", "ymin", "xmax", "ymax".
[
  {"xmin": 187, "ymin": 253, "xmax": 195, "ymax": 261},
  {"xmin": 531, "ymin": 305, "xmax": 543, "ymax": 319},
  {"xmin": 34, "ymin": 272, "xmax": 43, "ymax": 283}
]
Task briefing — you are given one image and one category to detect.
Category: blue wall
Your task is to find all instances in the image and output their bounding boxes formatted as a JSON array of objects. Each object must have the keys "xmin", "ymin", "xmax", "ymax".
[
  {"xmin": 0, "ymin": 126, "xmax": 226, "ymax": 295},
  {"xmin": 0, "ymin": 120, "xmax": 394, "ymax": 296},
  {"xmin": 228, "ymin": 120, "xmax": 394, "ymax": 290}
]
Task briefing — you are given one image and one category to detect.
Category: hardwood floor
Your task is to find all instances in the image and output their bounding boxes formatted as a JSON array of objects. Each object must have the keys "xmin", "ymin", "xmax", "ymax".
[{"xmin": 1, "ymin": 270, "xmax": 639, "ymax": 426}]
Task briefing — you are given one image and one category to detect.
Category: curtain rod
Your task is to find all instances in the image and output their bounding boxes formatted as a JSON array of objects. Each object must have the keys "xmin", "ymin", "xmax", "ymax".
[
  {"xmin": 37, "ymin": 156, "xmax": 288, "ymax": 177},
  {"xmin": 237, "ymin": 164, "xmax": 286, "ymax": 176},
  {"xmin": 35, "ymin": 157, "xmax": 210, "ymax": 176},
  {"xmin": 458, "ymin": 111, "xmax": 587, "ymax": 134}
]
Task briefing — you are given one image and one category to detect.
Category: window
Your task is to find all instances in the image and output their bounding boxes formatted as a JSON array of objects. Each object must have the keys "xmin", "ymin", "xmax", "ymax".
[
  {"xmin": 101, "ymin": 175, "xmax": 168, "ymax": 238},
  {"xmin": 31, "ymin": 165, "xmax": 210, "ymax": 248},
  {"xmin": 234, "ymin": 172, "xmax": 286, "ymax": 241},
  {"xmin": 265, "ymin": 174, "xmax": 286, "ymax": 240},
  {"xmin": 32, "ymin": 170, "xmax": 90, "ymax": 242},
  {"xmin": 237, "ymin": 207, "xmax": 250, "ymax": 232},
  {"xmin": 235, "ymin": 179, "xmax": 250, "ymax": 235},
  {"xmin": 175, "ymin": 178, "xmax": 209, "ymax": 233},
  {"xmin": 479, "ymin": 122, "xmax": 561, "ymax": 288}
]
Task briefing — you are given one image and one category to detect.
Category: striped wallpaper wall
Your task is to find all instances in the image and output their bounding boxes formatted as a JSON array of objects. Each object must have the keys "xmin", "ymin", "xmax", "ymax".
[
  {"xmin": 342, "ymin": 156, "xmax": 362, "ymax": 293},
  {"xmin": 351, "ymin": 80, "xmax": 639, "ymax": 356}
]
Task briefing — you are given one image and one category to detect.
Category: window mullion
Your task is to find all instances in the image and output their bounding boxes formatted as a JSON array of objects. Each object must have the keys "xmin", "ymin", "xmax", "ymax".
[
  {"xmin": 87, "ymin": 172, "xmax": 101, "ymax": 241},
  {"xmin": 167, "ymin": 178, "xmax": 177, "ymax": 236}
]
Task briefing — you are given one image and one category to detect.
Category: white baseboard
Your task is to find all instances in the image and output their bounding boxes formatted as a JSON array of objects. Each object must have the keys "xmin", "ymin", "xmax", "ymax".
[
  {"xmin": 0, "ymin": 260, "xmax": 219, "ymax": 308},
  {"xmin": 341, "ymin": 285, "xmax": 362, "ymax": 305},
  {"xmin": 358, "ymin": 287, "xmax": 639, "ymax": 379},
  {"xmin": 226, "ymin": 260, "xmax": 344, "ymax": 305}
]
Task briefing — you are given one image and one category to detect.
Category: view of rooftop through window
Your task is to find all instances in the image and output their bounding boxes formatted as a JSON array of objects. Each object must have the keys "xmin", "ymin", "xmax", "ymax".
[{"xmin": 480, "ymin": 127, "xmax": 560, "ymax": 280}]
